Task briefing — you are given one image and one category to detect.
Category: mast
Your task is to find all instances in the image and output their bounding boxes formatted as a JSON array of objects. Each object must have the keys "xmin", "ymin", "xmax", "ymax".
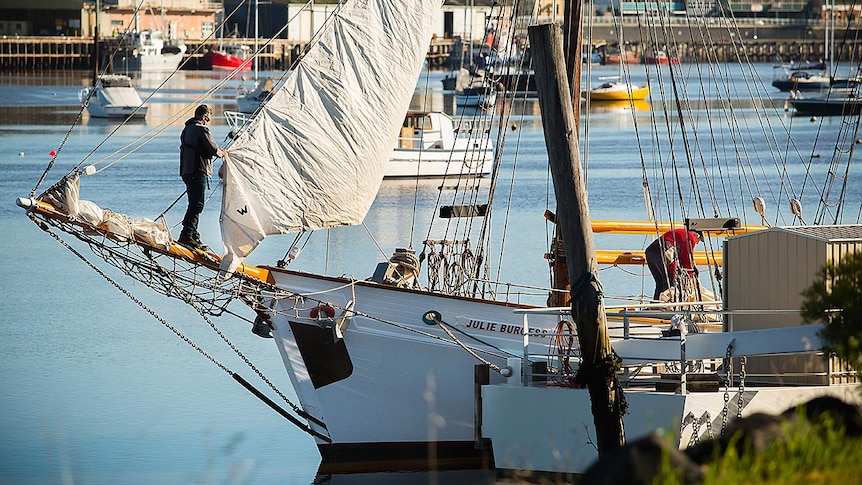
[
  {"xmin": 93, "ymin": 0, "xmax": 100, "ymax": 84},
  {"xmin": 254, "ymin": 0, "xmax": 259, "ymax": 81},
  {"xmin": 528, "ymin": 20, "xmax": 626, "ymax": 459},
  {"xmin": 547, "ymin": 0, "xmax": 582, "ymax": 308}
]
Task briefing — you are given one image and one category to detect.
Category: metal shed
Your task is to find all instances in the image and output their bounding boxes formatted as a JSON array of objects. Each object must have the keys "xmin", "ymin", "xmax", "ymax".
[{"xmin": 723, "ymin": 225, "xmax": 861, "ymax": 385}]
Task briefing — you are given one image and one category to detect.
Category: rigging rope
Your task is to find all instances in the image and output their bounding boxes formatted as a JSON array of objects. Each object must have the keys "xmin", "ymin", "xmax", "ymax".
[{"xmin": 28, "ymin": 212, "xmax": 329, "ymax": 442}]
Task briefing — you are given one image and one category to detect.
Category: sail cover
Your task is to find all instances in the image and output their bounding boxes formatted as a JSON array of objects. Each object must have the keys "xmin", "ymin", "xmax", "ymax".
[{"xmin": 220, "ymin": 0, "xmax": 442, "ymax": 273}]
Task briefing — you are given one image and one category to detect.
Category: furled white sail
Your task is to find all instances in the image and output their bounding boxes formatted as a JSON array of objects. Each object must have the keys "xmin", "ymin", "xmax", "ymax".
[{"xmin": 220, "ymin": 0, "xmax": 442, "ymax": 273}]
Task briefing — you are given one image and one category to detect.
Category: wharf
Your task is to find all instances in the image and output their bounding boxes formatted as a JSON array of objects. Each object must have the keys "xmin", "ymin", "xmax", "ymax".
[
  {"xmin": 3, "ymin": 22, "xmax": 862, "ymax": 72},
  {"xmin": 0, "ymin": 36, "xmax": 457, "ymax": 72}
]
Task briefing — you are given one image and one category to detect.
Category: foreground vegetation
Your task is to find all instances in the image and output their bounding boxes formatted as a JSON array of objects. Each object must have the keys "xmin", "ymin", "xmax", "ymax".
[{"xmin": 654, "ymin": 414, "xmax": 862, "ymax": 484}]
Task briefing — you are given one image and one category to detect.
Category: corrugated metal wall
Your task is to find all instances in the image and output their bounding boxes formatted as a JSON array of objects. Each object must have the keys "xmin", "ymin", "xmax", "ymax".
[{"xmin": 724, "ymin": 227, "xmax": 860, "ymax": 385}]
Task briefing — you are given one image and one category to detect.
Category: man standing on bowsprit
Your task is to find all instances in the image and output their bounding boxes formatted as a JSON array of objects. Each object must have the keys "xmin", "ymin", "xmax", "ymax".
[{"xmin": 178, "ymin": 104, "xmax": 225, "ymax": 251}]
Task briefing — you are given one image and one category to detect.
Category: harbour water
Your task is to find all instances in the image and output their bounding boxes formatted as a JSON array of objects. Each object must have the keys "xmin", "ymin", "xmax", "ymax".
[{"xmin": 1, "ymin": 67, "xmax": 859, "ymax": 484}]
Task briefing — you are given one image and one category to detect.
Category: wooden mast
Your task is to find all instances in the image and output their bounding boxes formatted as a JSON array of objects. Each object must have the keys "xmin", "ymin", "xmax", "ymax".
[
  {"xmin": 528, "ymin": 22, "xmax": 627, "ymax": 457},
  {"xmin": 546, "ymin": 0, "xmax": 582, "ymax": 308},
  {"xmin": 93, "ymin": 0, "xmax": 100, "ymax": 83}
]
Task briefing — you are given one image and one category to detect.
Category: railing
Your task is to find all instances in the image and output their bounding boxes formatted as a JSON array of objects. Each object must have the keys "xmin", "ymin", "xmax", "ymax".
[{"xmin": 509, "ymin": 304, "xmax": 836, "ymax": 393}]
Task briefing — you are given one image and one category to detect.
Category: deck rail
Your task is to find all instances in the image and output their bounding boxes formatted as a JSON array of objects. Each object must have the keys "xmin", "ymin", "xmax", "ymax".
[{"xmin": 510, "ymin": 304, "xmax": 839, "ymax": 393}]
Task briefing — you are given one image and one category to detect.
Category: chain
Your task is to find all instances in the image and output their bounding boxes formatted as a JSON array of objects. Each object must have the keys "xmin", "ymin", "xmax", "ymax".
[
  {"xmin": 702, "ymin": 411, "xmax": 714, "ymax": 440},
  {"xmin": 721, "ymin": 342, "xmax": 732, "ymax": 435},
  {"xmin": 31, "ymin": 215, "xmax": 327, "ymax": 439},
  {"xmin": 688, "ymin": 414, "xmax": 702, "ymax": 447},
  {"xmin": 682, "ymin": 411, "xmax": 713, "ymax": 447},
  {"xmin": 33, "ymin": 215, "xmax": 231, "ymax": 373},
  {"xmin": 737, "ymin": 355, "xmax": 747, "ymax": 419},
  {"xmin": 680, "ymin": 412, "xmax": 695, "ymax": 443}
]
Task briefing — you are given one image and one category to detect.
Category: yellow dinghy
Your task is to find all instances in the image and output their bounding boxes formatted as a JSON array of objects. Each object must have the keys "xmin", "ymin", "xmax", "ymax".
[{"xmin": 583, "ymin": 81, "xmax": 650, "ymax": 101}]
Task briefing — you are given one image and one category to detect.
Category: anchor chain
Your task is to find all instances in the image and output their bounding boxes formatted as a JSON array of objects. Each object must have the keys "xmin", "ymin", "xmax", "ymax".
[
  {"xmin": 737, "ymin": 356, "xmax": 747, "ymax": 419},
  {"xmin": 721, "ymin": 342, "xmax": 733, "ymax": 435},
  {"xmin": 31, "ymin": 215, "xmax": 330, "ymax": 441},
  {"xmin": 685, "ymin": 411, "xmax": 714, "ymax": 447}
]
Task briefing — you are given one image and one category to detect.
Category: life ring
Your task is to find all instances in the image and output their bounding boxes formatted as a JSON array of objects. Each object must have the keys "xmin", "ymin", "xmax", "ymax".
[{"xmin": 310, "ymin": 304, "xmax": 335, "ymax": 319}]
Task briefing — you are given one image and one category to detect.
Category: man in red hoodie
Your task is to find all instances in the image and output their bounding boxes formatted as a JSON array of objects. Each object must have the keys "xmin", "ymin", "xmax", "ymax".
[{"xmin": 645, "ymin": 228, "xmax": 701, "ymax": 301}]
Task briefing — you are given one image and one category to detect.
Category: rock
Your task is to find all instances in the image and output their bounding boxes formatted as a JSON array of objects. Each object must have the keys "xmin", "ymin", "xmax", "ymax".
[
  {"xmin": 686, "ymin": 396, "xmax": 862, "ymax": 464},
  {"xmin": 686, "ymin": 412, "xmax": 788, "ymax": 464},
  {"xmin": 582, "ymin": 432, "xmax": 704, "ymax": 485},
  {"xmin": 781, "ymin": 396, "xmax": 862, "ymax": 437}
]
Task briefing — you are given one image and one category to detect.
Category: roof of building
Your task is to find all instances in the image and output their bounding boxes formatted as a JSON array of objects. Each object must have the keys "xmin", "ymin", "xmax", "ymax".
[
  {"xmin": 780, "ymin": 225, "xmax": 862, "ymax": 241},
  {"xmin": 2, "ymin": 0, "xmax": 90, "ymax": 9},
  {"xmin": 2, "ymin": 0, "xmax": 497, "ymax": 9}
]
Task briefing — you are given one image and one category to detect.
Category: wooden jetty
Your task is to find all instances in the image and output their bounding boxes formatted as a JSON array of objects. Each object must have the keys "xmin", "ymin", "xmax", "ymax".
[
  {"xmin": 3, "ymin": 29, "xmax": 862, "ymax": 72},
  {"xmin": 0, "ymin": 36, "xmax": 457, "ymax": 72}
]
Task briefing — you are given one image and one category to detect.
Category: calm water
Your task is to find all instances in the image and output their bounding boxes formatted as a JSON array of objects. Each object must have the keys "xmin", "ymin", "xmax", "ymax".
[{"xmin": 1, "ymin": 66, "xmax": 859, "ymax": 484}]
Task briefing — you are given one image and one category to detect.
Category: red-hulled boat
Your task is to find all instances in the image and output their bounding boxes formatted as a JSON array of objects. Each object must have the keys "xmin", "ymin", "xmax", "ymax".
[
  {"xmin": 204, "ymin": 44, "xmax": 252, "ymax": 71},
  {"xmin": 644, "ymin": 50, "xmax": 681, "ymax": 65}
]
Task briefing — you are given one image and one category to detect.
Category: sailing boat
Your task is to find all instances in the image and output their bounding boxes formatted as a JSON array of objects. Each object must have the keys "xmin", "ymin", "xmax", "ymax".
[
  {"xmin": 16, "ymin": 0, "xmax": 861, "ymax": 474},
  {"xmin": 19, "ymin": 0, "xmax": 520, "ymax": 465}
]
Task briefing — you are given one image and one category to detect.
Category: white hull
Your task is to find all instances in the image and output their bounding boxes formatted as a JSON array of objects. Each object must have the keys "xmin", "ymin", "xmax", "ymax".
[
  {"xmin": 111, "ymin": 30, "xmax": 186, "ymax": 73},
  {"xmin": 387, "ymin": 145, "xmax": 493, "ymax": 178},
  {"xmin": 85, "ymin": 103, "xmax": 148, "ymax": 119},
  {"xmin": 482, "ymin": 383, "xmax": 861, "ymax": 475},
  {"xmin": 481, "ymin": 317, "xmax": 861, "ymax": 475},
  {"xmin": 113, "ymin": 52, "xmax": 184, "ymax": 72},
  {"xmin": 262, "ymin": 269, "xmax": 562, "ymax": 459},
  {"xmin": 80, "ymin": 75, "xmax": 148, "ymax": 119}
]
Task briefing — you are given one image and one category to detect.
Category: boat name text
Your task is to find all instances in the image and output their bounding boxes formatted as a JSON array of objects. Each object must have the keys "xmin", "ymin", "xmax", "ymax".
[{"xmin": 464, "ymin": 319, "xmax": 549, "ymax": 338}]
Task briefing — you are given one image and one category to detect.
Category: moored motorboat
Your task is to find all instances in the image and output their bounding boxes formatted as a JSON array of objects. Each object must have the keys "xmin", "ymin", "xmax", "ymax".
[
  {"xmin": 79, "ymin": 74, "xmax": 148, "ymax": 119},
  {"xmin": 771, "ymin": 62, "xmax": 830, "ymax": 92},
  {"xmin": 112, "ymin": 29, "xmax": 187, "ymax": 73},
  {"xmin": 643, "ymin": 50, "xmax": 681, "ymax": 65},
  {"xmin": 789, "ymin": 91, "xmax": 862, "ymax": 116},
  {"xmin": 583, "ymin": 80, "xmax": 649, "ymax": 101},
  {"xmin": 204, "ymin": 43, "xmax": 252, "ymax": 71}
]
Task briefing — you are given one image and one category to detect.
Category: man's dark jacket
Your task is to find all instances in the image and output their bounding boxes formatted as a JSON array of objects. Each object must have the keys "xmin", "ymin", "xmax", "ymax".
[{"xmin": 179, "ymin": 117, "xmax": 219, "ymax": 177}]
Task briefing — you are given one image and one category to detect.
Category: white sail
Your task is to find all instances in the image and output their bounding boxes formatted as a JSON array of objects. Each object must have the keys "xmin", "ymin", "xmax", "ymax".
[{"xmin": 220, "ymin": 0, "xmax": 442, "ymax": 272}]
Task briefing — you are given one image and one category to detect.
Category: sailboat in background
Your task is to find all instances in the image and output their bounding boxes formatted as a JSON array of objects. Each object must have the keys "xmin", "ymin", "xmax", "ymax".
[
  {"xmin": 15, "ymin": 0, "xmax": 860, "ymax": 475},
  {"xmin": 112, "ymin": 1, "xmax": 186, "ymax": 72}
]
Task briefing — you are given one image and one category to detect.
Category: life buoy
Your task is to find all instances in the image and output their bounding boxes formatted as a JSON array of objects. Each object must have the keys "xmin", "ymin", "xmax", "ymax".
[{"xmin": 310, "ymin": 304, "xmax": 335, "ymax": 319}]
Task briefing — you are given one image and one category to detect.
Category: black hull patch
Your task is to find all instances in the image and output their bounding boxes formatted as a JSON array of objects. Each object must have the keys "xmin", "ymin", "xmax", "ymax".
[{"xmin": 289, "ymin": 321, "xmax": 354, "ymax": 389}]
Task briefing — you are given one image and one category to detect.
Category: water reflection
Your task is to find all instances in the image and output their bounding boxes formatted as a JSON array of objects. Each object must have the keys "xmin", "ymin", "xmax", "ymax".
[
  {"xmin": 312, "ymin": 468, "xmax": 498, "ymax": 485},
  {"xmin": 586, "ymin": 99, "xmax": 651, "ymax": 112}
]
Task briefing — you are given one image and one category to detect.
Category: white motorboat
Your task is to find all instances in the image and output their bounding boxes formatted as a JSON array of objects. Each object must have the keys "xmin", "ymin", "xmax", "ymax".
[
  {"xmin": 79, "ymin": 74, "xmax": 148, "ymax": 119},
  {"xmin": 112, "ymin": 30, "xmax": 187, "ymax": 73}
]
